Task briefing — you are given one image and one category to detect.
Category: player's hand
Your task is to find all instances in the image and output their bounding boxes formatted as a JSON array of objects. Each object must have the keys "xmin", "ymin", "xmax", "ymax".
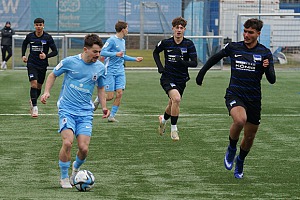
[
  {"xmin": 136, "ymin": 57, "xmax": 143, "ymax": 62},
  {"xmin": 41, "ymin": 93, "xmax": 50, "ymax": 104},
  {"xmin": 196, "ymin": 74, "xmax": 203, "ymax": 86},
  {"xmin": 102, "ymin": 108, "xmax": 110, "ymax": 119},
  {"xmin": 158, "ymin": 67, "xmax": 165, "ymax": 74},
  {"xmin": 175, "ymin": 55, "xmax": 182, "ymax": 62},
  {"xmin": 22, "ymin": 56, "xmax": 28, "ymax": 63},
  {"xmin": 263, "ymin": 59, "xmax": 269, "ymax": 68},
  {"xmin": 39, "ymin": 52, "xmax": 46, "ymax": 60},
  {"xmin": 116, "ymin": 51, "xmax": 124, "ymax": 57}
]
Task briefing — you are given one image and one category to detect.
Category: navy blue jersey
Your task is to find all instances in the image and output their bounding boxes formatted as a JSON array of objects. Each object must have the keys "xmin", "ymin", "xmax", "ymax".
[
  {"xmin": 153, "ymin": 37, "xmax": 198, "ymax": 83},
  {"xmin": 197, "ymin": 41, "xmax": 276, "ymax": 101},
  {"xmin": 22, "ymin": 31, "xmax": 58, "ymax": 67},
  {"xmin": 223, "ymin": 42, "xmax": 275, "ymax": 101}
]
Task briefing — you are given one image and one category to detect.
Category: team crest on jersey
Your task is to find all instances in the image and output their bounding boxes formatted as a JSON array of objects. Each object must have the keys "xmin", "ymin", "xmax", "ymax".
[
  {"xmin": 92, "ymin": 74, "xmax": 97, "ymax": 81},
  {"xmin": 62, "ymin": 118, "xmax": 67, "ymax": 124},
  {"xmin": 181, "ymin": 48, "xmax": 187, "ymax": 54},
  {"xmin": 253, "ymin": 54, "xmax": 262, "ymax": 62}
]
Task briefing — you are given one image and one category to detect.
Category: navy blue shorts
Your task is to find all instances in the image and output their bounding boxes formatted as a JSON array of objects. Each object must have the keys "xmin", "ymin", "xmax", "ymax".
[{"xmin": 225, "ymin": 95, "xmax": 261, "ymax": 125}]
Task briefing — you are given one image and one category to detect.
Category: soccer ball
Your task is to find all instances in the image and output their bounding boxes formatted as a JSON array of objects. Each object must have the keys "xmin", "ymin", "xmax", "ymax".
[{"xmin": 73, "ymin": 170, "xmax": 95, "ymax": 192}]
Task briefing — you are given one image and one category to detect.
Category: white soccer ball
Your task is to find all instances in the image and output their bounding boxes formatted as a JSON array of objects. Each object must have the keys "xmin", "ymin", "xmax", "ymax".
[{"xmin": 73, "ymin": 170, "xmax": 95, "ymax": 192}]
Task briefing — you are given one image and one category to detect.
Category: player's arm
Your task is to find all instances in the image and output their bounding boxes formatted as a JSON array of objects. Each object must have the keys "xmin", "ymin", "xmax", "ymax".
[
  {"xmin": 176, "ymin": 55, "xmax": 198, "ymax": 68},
  {"xmin": 97, "ymin": 86, "xmax": 110, "ymax": 118},
  {"xmin": 41, "ymin": 72, "xmax": 57, "ymax": 104},
  {"xmin": 153, "ymin": 41, "xmax": 164, "ymax": 74},
  {"xmin": 196, "ymin": 50, "xmax": 226, "ymax": 86},
  {"xmin": 263, "ymin": 52, "xmax": 276, "ymax": 84},
  {"xmin": 100, "ymin": 41, "xmax": 117, "ymax": 58},
  {"xmin": 124, "ymin": 55, "xmax": 143, "ymax": 62},
  {"xmin": 21, "ymin": 36, "xmax": 29, "ymax": 62},
  {"xmin": 45, "ymin": 36, "xmax": 58, "ymax": 58}
]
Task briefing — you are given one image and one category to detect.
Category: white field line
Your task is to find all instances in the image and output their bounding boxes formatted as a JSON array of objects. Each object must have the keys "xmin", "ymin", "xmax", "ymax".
[{"xmin": 0, "ymin": 113, "xmax": 300, "ymax": 117}]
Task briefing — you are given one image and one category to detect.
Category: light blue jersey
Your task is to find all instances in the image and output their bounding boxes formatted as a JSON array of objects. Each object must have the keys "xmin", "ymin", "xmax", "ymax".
[
  {"xmin": 101, "ymin": 35, "xmax": 136, "ymax": 75},
  {"xmin": 53, "ymin": 54, "xmax": 106, "ymax": 116}
]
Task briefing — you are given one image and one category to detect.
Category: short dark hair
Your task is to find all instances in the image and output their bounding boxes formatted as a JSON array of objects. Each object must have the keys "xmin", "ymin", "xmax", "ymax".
[
  {"xmin": 84, "ymin": 34, "xmax": 103, "ymax": 48},
  {"xmin": 244, "ymin": 18, "xmax": 263, "ymax": 31},
  {"xmin": 115, "ymin": 20, "xmax": 128, "ymax": 33},
  {"xmin": 34, "ymin": 18, "xmax": 44, "ymax": 24},
  {"xmin": 172, "ymin": 17, "xmax": 187, "ymax": 27}
]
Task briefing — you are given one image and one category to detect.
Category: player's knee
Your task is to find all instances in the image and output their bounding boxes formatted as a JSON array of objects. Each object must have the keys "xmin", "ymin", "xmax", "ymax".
[
  {"xmin": 171, "ymin": 96, "xmax": 181, "ymax": 105},
  {"xmin": 116, "ymin": 91, "xmax": 123, "ymax": 98},
  {"xmin": 62, "ymin": 140, "xmax": 73, "ymax": 151},
  {"xmin": 78, "ymin": 145, "xmax": 89, "ymax": 156},
  {"xmin": 234, "ymin": 117, "xmax": 247, "ymax": 127}
]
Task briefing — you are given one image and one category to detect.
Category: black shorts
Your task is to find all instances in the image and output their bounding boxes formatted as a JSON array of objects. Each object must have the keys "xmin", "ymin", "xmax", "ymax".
[
  {"xmin": 225, "ymin": 95, "xmax": 261, "ymax": 125},
  {"xmin": 27, "ymin": 65, "xmax": 47, "ymax": 84},
  {"xmin": 160, "ymin": 77, "xmax": 186, "ymax": 97}
]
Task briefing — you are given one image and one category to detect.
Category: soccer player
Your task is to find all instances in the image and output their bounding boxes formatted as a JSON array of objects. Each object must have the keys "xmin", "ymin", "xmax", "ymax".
[
  {"xmin": 196, "ymin": 18, "xmax": 276, "ymax": 179},
  {"xmin": 40, "ymin": 34, "xmax": 110, "ymax": 189},
  {"xmin": 22, "ymin": 18, "xmax": 58, "ymax": 118},
  {"xmin": 1, "ymin": 21, "xmax": 15, "ymax": 69},
  {"xmin": 93, "ymin": 20, "xmax": 143, "ymax": 122},
  {"xmin": 153, "ymin": 17, "xmax": 198, "ymax": 141}
]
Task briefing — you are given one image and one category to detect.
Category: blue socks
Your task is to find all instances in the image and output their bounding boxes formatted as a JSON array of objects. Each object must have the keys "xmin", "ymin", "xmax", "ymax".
[
  {"xmin": 110, "ymin": 105, "xmax": 119, "ymax": 117},
  {"xmin": 74, "ymin": 155, "xmax": 85, "ymax": 169},
  {"xmin": 59, "ymin": 160, "xmax": 70, "ymax": 179}
]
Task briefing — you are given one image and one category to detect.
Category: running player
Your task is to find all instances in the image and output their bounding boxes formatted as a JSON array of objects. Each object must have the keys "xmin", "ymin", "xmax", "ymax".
[
  {"xmin": 196, "ymin": 18, "xmax": 276, "ymax": 179},
  {"xmin": 22, "ymin": 18, "xmax": 58, "ymax": 118}
]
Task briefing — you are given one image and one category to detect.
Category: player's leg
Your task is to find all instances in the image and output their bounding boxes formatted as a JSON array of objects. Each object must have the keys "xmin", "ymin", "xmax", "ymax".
[
  {"xmin": 59, "ymin": 128, "xmax": 75, "ymax": 188},
  {"xmin": 108, "ymin": 74, "xmax": 125, "ymax": 122},
  {"xmin": 6, "ymin": 45, "xmax": 12, "ymax": 62},
  {"xmin": 94, "ymin": 74, "xmax": 113, "ymax": 111},
  {"xmin": 158, "ymin": 102, "xmax": 171, "ymax": 136},
  {"xmin": 234, "ymin": 101, "xmax": 260, "ymax": 179},
  {"xmin": 70, "ymin": 115, "xmax": 92, "ymax": 185},
  {"xmin": 224, "ymin": 96, "xmax": 247, "ymax": 170},
  {"xmin": 167, "ymin": 89, "xmax": 182, "ymax": 141},
  {"xmin": 1, "ymin": 46, "xmax": 6, "ymax": 69}
]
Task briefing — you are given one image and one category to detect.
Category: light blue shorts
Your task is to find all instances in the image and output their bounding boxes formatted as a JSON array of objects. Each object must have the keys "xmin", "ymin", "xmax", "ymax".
[
  {"xmin": 58, "ymin": 110, "xmax": 93, "ymax": 137},
  {"xmin": 105, "ymin": 73, "xmax": 126, "ymax": 92}
]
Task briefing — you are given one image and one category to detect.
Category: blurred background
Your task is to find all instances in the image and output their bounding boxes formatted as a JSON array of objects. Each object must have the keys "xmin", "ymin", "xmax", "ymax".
[{"xmin": 1, "ymin": 0, "xmax": 300, "ymax": 69}]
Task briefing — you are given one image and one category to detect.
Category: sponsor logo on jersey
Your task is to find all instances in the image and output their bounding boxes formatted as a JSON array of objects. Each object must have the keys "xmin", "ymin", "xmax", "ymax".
[{"xmin": 235, "ymin": 60, "xmax": 255, "ymax": 71}]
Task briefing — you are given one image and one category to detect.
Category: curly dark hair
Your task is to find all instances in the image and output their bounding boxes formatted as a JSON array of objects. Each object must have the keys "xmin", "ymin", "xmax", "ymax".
[
  {"xmin": 84, "ymin": 34, "xmax": 103, "ymax": 48},
  {"xmin": 244, "ymin": 18, "xmax": 263, "ymax": 31}
]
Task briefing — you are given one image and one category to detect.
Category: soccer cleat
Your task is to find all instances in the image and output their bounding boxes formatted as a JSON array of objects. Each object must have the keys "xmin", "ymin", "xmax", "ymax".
[
  {"xmin": 234, "ymin": 156, "xmax": 244, "ymax": 179},
  {"xmin": 170, "ymin": 130, "xmax": 179, "ymax": 141},
  {"xmin": 224, "ymin": 145, "xmax": 237, "ymax": 170},
  {"xmin": 1, "ymin": 61, "xmax": 6, "ymax": 69},
  {"xmin": 93, "ymin": 97, "xmax": 100, "ymax": 111},
  {"xmin": 108, "ymin": 116, "xmax": 119, "ymax": 122},
  {"xmin": 60, "ymin": 177, "xmax": 73, "ymax": 189},
  {"xmin": 158, "ymin": 115, "xmax": 167, "ymax": 136},
  {"xmin": 70, "ymin": 161, "xmax": 79, "ymax": 186},
  {"xmin": 31, "ymin": 106, "xmax": 38, "ymax": 118}
]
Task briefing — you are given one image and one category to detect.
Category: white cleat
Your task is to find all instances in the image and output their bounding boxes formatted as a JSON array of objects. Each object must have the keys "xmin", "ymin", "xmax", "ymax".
[
  {"xmin": 93, "ymin": 97, "xmax": 100, "ymax": 111},
  {"xmin": 70, "ymin": 161, "xmax": 79, "ymax": 186},
  {"xmin": 60, "ymin": 178, "xmax": 72, "ymax": 189},
  {"xmin": 171, "ymin": 130, "xmax": 179, "ymax": 141},
  {"xmin": 158, "ymin": 115, "xmax": 167, "ymax": 136},
  {"xmin": 31, "ymin": 106, "xmax": 38, "ymax": 118},
  {"xmin": 108, "ymin": 116, "xmax": 119, "ymax": 122}
]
